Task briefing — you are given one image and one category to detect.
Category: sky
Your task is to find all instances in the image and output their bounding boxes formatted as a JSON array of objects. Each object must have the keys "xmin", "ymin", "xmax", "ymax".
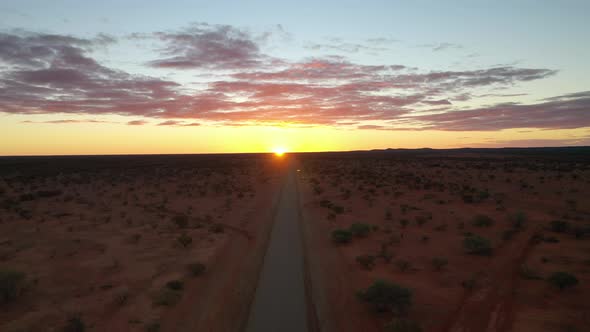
[{"xmin": 0, "ymin": 0, "xmax": 589, "ymax": 155}]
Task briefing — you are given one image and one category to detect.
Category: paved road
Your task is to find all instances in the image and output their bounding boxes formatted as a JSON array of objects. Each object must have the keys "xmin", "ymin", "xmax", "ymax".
[{"xmin": 245, "ymin": 166, "xmax": 308, "ymax": 332}]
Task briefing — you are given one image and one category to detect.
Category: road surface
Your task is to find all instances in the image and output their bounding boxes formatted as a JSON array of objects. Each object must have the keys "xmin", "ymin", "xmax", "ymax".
[{"xmin": 245, "ymin": 166, "xmax": 309, "ymax": 332}]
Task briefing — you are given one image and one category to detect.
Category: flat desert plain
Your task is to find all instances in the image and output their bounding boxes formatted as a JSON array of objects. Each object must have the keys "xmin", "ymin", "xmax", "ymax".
[
  {"xmin": 0, "ymin": 154, "xmax": 285, "ymax": 332},
  {"xmin": 297, "ymin": 149, "xmax": 590, "ymax": 332}
]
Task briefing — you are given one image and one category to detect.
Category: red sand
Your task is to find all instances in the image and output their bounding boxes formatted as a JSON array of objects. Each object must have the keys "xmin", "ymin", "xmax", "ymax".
[{"xmin": 297, "ymin": 155, "xmax": 590, "ymax": 332}]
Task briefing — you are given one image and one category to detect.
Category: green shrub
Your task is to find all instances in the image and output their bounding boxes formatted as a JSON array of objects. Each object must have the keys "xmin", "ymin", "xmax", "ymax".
[
  {"xmin": 356, "ymin": 254, "xmax": 376, "ymax": 270},
  {"xmin": 177, "ymin": 234, "xmax": 192, "ymax": 248},
  {"xmin": 0, "ymin": 269, "xmax": 26, "ymax": 304},
  {"xmin": 187, "ymin": 262, "xmax": 206, "ymax": 276},
  {"xmin": 463, "ymin": 235, "xmax": 493, "ymax": 255},
  {"xmin": 166, "ymin": 280, "xmax": 184, "ymax": 291},
  {"xmin": 62, "ymin": 315, "xmax": 85, "ymax": 332},
  {"xmin": 395, "ymin": 259, "xmax": 411, "ymax": 272},
  {"xmin": 349, "ymin": 223, "xmax": 371, "ymax": 237},
  {"xmin": 548, "ymin": 272, "xmax": 578, "ymax": 290},
  {"xmin": 153, "ymin": 288, "xmax": 181, "ymax": 306},
  {"xmin": 209, "ymin": 224, "xmax": 224, "ymax": 233},
  {"xmin": 357, "ymin": 280, "xmax": 412, "ymax": 314},
  {"xmin": 549, "ymin": 220, "xmax": 570, "ymax": 233},
  {"xmin": 172, "ymin": 215, "xmax": 188, "ymax": 228},
  {"xmin": 431, "ymin": 257, "xmax": 448, "ymax": 271},
  {"xmin": 385, "ymin": 318, "xmax": 423, "ymax": 332},
  {"xmin": 510, "ymin": 211, "xmax": 527, "ymax": 230},
  {"xmin": 144, "ymin": 321, "xmax": 161, "ymax": 332},
  {"xmin": 472, "ymin": 214, "xmax": 493, "ymax": 227},
  {"xmin": 519, "ymin": 265, "xmax": 542, "ymax": 280},
  {"xmin": 331, "ymin": 229, "xmax": 353, "ymax": 244}
]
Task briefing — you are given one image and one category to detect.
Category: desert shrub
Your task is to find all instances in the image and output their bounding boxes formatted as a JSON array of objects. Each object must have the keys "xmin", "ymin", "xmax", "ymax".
[
  {"xmin": 187, "ymin": 262, "xmax": 206, "ymax": 276},
  {"xmin": 331, "ymin": 229, "xmax": 353, "ymax": 244},
  {"xmin": 434, "ymin": 224, "xmax": 447, "ymax": 232},
  {"xmin": 166, "ymin": 280, "xmax": 184, "ymax": 291},
  {"xmin": 431, "ymin": 257, "xmax": 448, "ymax": 271},
  {"xmin": 313, "ymin": 186, "xmax": 323, "ymax": 195},
  {"xmin": 543, "ymin": 236, "xmax": 559, "ymax": 243},
  {"xmin": 172, "ymin": 215, "xmax": 188, "ymax": 228},
  {"xmin": 332, "ymin": 205, "xmax": 344, "ymax": 214},
  {"xmin": 378, "ymin": 244, "xmax": 394, "ymax": 263},
  {"xmin": 350, "ymin": 223, "xmax": 371, "ymax": 237},
  {"xmin": 153, "ymin": 288, "xmax": 181, "ymax": 306},
  {"xmin": 572, "ymin": 226, "xmax": 590, "ymax": 239},
  {"xmin": 0, "ymin": 269, "xmax": 26, "ymax": 304},
  {"xmin": 400, "ymin": 219, "xmax": 409, "ymax": 228},
  {"xmin": 461, "ymin": 276, "xmax": 477, "ymax": 290},
  {"xmin": 462, "ymin": 194, "xmax": 474, "ymax": 204},
  {"xmin": 548, "ymin": 272, "xmax": 578, "ymax": 290},
  {"xmin": 144, "ymin": 322, "xmax": 161, "ymax": 332},
  {"xmin": 385, "ymin": 209, "xmax": 392, "ymax": 220},
  {"xmin": 209, "ymin": 223, "xmax": 224, "ymax": 233},
  {"xmin": 62, "ymin": 315, "xmax": 85, "ymax": 332},
  {"xmin": 463, "ymin": 235, "xmax": 492, "ymax": 255},
  {"xmin": 177, "ymin": 234, "xmax": 192, "ymax": 248},
  {"xmin": 510, "ymin": 211, "xmax": 527, "ymax": 230},
  {"xmin": 415, "ymin": 216, "xmax": 427, "ymax": 227},
  {"xmin": 549, "ymin": 220, "xmax": 570, "ymax": 233},
  {"xmin": 113, "ymin": 289, "xmax": 129, "ymax": 306},
  {"xmin": 356, "ymin": 254, "xmax": 376, "ymax": 270},
  {"xmin": 357, "ymin": 280, "xmax": 412, "ymax": 314},
  {"xmin": 385, "ymin": 318, "xmax": 423, "ymax": 332},
  {"xmin": 19, "ymin": 193, "xmax": 35, "ymax": 202},
  {"xmin": 519, "ymin": 265, "xmax": 542, "ymax": 280},
  {"xmin": 395, "ymin": 259, "xmax": 411, "ymax": 272},
  {"xmin": 502, "ymin": 229, "xmax": 516, "ymax": 241},
  {"xmin": 37, "ymin": 190, "xmax": 63, "ymax": 198},
  {"xmin": 472, "ymin": 214, "xmax": 493, "ymax": 227}
]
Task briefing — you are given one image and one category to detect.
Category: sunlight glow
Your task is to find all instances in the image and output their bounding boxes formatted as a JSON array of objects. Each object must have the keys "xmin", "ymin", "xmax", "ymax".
[{"xmin": 273, "ymin": 147, "xmax": 286, "ymax": 157}]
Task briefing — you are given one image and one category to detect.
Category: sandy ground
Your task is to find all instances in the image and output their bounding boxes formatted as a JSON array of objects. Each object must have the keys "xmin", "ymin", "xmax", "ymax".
[
  {"xmin": 0, "ymin": 155, "xmax": 285, "ymax": 332},
  {"xmin": 297, "ymin": 153, "xmax": 590, "ymax": 332}
]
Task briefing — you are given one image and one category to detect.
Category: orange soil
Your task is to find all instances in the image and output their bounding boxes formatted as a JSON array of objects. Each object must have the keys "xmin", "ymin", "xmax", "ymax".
[
  {"xmin": 0, "ymin": 156, "xmax": 286, "ymax": 332},
  {"xmin": 297, "ymin": 155, "xmax": 590, "ymax": 332}
]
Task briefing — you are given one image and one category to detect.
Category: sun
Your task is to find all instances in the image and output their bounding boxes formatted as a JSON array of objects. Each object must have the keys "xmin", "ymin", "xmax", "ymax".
[{"xmin": 273, "ymin": 147, "xmax": 286, "ymax": 157}]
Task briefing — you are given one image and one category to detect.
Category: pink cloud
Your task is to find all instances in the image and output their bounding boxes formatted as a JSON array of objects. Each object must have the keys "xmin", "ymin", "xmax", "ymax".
[{"xmin": 0, "ymin": 28, "xmax": 585, "ymax": 133}]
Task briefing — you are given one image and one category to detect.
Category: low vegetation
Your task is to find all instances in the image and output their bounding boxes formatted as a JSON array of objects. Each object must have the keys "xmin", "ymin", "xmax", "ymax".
[
  {"xmin": 0, "ymin": 269, "xmax": 26, "ymax": 304},
  {"xmin": 332, "ymin": 229, "xmax": 353, "ymax": 244},
  {"xmin": 463, "ymin": 235, "xmax": 493, "ymax": 255},
  {"xmin": 357, "ymin": 280, "xmax": 412, "ymax": 314},
  {"xmin": 548, "ymin": 272, "xmax": 578, "ymax": 290}
]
